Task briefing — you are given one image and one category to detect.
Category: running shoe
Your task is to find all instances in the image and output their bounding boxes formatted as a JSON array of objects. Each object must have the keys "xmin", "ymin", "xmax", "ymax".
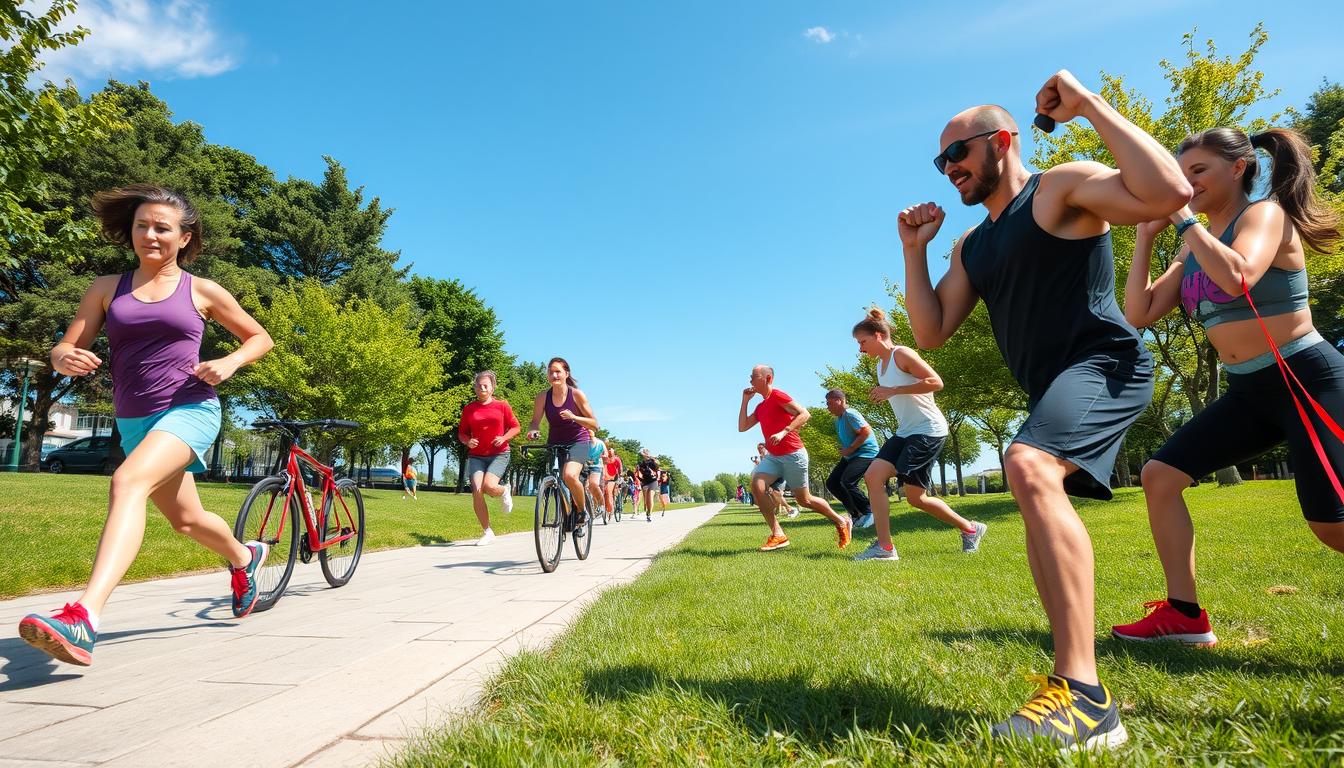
[
  {"xmin": 646, "ymin": 513, "xmax": 652, "ymax": 522},
  {"xmin": 991, "ymin": 675, "xmax": 1128, "ymax": 751},
  {"xmin": 836, "ymin": 515, "xmax": 853, "ymax": 549},
  {"xmin": 501, "ymin": 486, "xmax": 513, "ymax": 514},
  {"xmin": 760, "ymin": 534, "xmax": 790, "ymax": 551},
  {"xmin": 785, "ymin": 507, "xmax": 800, "ymax": 519},
  {"xmin": 1111, "ymin": 600, "xmax": 1217, "ymax": 646},
  {"xmin": 961, "ymin": 521, "xmax": 987, "ymax": 553},
  {"xmin": 853, "ymin": 541, "xmax": 898, "ymax": 561},
  {"xmin": 478, "ymin": 528, "xmax": 496, "ymax": 546},
  {"xmin": 230, "ymin": 541, "xmax": 269, "ymax": 618},
  {"xmin": 18, "ymin": 603, "xmax": 96, "ymax": 666},
  {"xmin": 856, "ymin": 512, "xmax": 874, "ymax": 529}
]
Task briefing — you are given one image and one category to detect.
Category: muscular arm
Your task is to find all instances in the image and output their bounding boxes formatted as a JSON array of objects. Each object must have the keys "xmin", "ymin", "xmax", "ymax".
[
  {"xmin": 903, "ymin": 227, "xmax": 979, "ymax": 349},
  {"xmin": 882, "ymin": 346, "xmax": 944, "ymax": 395},
  {"xmin": 569, "ymin": 389, "xmax": 599, "ymax": 431},
  {"xmin": 195, "ymin": 278, "xmax": 273, "ymax": 385},
  {"xmin": 841, "ymin": 424, "xmax": 872, "ymax": 458},
  {"xmin": 738, "ymin": 391, "xmax": 759, "ymax": 432},
  {"xmin": 50, "ymin": 275, "xmax": 116, "ymax": 376},
  {"xmin": 527, "ymin": 390, "xmax": 547, "ymax": 435},
  {"xmin": 1177, "ymin": 202, "xmax": 1288, "ymax": 297}
]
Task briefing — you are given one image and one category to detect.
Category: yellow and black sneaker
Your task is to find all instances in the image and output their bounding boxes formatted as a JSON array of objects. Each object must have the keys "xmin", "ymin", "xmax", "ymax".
[{"xmin": 991, "ymin": 675, "xmax": 1128, "ymax": 751}]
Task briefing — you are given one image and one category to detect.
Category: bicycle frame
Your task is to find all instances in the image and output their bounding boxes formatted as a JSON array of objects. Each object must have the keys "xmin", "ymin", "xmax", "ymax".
[{"xmin": 259, "ymin": 443, "xmax": 358, "ymax": 552}]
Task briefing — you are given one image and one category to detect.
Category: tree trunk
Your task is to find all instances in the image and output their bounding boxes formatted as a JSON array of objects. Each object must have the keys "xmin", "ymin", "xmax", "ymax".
[
  {"xmin": 938, "ymin": 458, "xmax": 948, "ymax": 496},
  {"xmin": 456, "ymin": 451, "xmax": 467, "ymax": 493},
  {"xmin": 423, "ymin": 443, "xmax": 439, "ymax": 487},
  {"xmin": 951, "ymin": 428, "xmax": 966, "ymax": 496},
  {"xmin": 996, "ymin": 440, "xmax": 1007, "ymax": 494},
  {"xmin": 1115, "ymin": 435, "xmax": 1131, "ymax": 488}
]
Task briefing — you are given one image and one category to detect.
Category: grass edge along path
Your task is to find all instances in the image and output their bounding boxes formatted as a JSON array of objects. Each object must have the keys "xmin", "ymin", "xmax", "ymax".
[
  {"xmin": 388, "ymin": 482, "xmax": 1344, "ymax": 767},
  {"xmin": 0, "ymin": 472, "xmax": 700, "ymax": 599}
]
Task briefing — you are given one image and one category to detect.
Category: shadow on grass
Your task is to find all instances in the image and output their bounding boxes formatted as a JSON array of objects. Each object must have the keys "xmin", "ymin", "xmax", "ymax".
[
  {"xmin": 928, "ymin": 627, "xmax": 1344, "ymax": 678},
  {"xmin": 409, "ymin": 531, "xmax": 456, "ymax": 547},
  {"xmin": 582, "ymin": 664, "xmax": 974, "ymax": 743}
]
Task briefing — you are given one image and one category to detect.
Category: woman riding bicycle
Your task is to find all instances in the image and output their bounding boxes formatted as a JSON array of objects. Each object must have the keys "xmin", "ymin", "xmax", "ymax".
[
  {"xmin": 526, "ymin": 357, "xmax": 600, "ymax": 532},
  {"xmin": 19, "ymin": 186, "xmax": 274, "ymax": 667}
]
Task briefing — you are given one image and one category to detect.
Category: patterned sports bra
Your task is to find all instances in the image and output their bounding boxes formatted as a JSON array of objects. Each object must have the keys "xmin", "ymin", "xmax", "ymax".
[{"xmin": 1180, "ymin": 201, "xmax": 1308, "ymax": 329}]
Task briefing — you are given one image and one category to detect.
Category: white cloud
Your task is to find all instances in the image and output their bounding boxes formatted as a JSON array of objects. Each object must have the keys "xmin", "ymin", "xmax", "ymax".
[
  {"xmin": 33, "ymin": 0, "xmax": 237, "ymax": 84},
  {"xmin": 803, "ymin": 26, "xmax": 835, "ymax": 44}
]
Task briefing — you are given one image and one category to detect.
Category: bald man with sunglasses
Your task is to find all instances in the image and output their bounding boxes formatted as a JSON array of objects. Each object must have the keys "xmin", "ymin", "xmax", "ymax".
[{"xmin": 898, "ymin": 70, "xmax": 1191, "ymax": 750}]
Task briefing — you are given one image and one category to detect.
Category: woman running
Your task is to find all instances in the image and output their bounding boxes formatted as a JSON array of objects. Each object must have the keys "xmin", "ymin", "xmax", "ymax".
[
  {"xmin": 602, "ymin": 444, "xmax": 623, "ymax": 521},
  {"xmin": 401, "ymin": 457, "xmax": 419, "ymax": 501},
  {"xmin": 657, "ymin": 469, "xmax": 671, "ymax": 515},
  {"xmin": 459, "ymin": 370, "xmax": 519, "ymax": 546},
  {"xmin": 526, "ymin": 358, "xmax": 599, "ymax": 532},
  {"xmin": 850, "ymin": 307, "xmax": 987, "ymax": 561},
  {"xmin": 1113, "ymin": 127, "xmax": 1343, "ymax": 646},
  {"xmin": 19, "ymin": 186, "xmax": 274, "ymax": 666},
  {"xmin": 637, "ymin": 449, "xmax": 659, "ymax": 522}
]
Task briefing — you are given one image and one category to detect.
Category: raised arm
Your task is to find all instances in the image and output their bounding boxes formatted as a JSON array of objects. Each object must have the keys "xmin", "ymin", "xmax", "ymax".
[
  {"xmin": 1036, "ymin": 71, "xmax": 1190, "ymax": 224},
  {"xmin": 1123, "ymin": 219, "xmax": 1187, "ymax": 328},
  {"xmin": 738, "ymin": 388, "xmax": 759, "ymax": 433},
  {"xmin": 899, "ymin": 203, "xmax": 979, "ymax": 349}
]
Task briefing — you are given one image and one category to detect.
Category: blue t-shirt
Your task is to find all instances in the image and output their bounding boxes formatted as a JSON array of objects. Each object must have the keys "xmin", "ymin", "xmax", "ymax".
[
  {"xmin": 835, "ymin": 408, "xmax": 879, "ymax": 459},
  {"xmin": 588, "ymin": 438, "xmax": 605, "ymax": 465}
]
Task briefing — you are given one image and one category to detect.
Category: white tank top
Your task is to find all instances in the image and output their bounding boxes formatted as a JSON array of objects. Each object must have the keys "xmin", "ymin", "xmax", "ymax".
[{"xmin": 878, "ymin": 347, "xmax": 948, "ymax": 438}]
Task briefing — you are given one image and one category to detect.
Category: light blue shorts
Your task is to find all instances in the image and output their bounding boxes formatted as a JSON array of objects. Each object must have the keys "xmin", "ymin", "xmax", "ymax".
[
  {"xmin": 753, "ymin": 448, "xmax": 809, "ymax": 491},
  {"xmin": 116, "ymin": 398, "xmax": 221, "ymax": 474},
  {"xmin": 467, "ymin": 452, "xmax": 510, "ymax": 480}
]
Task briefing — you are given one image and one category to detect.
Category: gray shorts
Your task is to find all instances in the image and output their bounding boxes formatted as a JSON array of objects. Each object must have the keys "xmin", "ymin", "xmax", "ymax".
[
  {"xmin": 1013, "ymin": 355, "xmax": 1153, "ymax": 500},
  {"xmin": 466, "ymin": 452, "xmax": 510, "ymax": 480},
  {"xmin": 753, "ymin": 448, "xmax": 809, "ymax": 491}
]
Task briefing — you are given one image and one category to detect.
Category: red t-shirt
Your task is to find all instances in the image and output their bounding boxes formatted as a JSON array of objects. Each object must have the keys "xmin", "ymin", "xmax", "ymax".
[
  {"xmin": 459, "ymin": 399, "xmax": 520, "ymax": 457},
  {"xmin": 753, "ymin": 389, "xmax": 804, "ymax": 456}
]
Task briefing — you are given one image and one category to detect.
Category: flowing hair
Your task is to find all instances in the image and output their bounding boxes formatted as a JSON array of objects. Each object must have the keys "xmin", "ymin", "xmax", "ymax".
[
  {"xmin": 1178, "ymin": 127, "xmax": 1341, "ymax": 253},
  {"xmin": 91, "ymin": 185, "xmax": 204, "ymax": 263}
]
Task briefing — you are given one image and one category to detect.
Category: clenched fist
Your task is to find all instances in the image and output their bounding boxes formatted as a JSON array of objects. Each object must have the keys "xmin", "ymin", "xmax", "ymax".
[
  {"xmin": 898, "ymin": 203, "xmax": 945, "ymax": 248},
  {"xmin": 1035, "ymin": 69, "xmax": 1096, "ymax": 129}
]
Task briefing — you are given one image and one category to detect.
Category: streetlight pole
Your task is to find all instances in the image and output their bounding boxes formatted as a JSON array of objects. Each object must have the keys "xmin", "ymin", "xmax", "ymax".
[{"xmin": 6, "ymin": 358, "xmax": 45, "ymax": 472}]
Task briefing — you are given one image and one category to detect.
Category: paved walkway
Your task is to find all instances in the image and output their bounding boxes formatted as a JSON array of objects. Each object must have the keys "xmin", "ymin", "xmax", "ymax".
[{"xmin": 0, "ymin": 503, "xmax": 723, "ymax": 768}]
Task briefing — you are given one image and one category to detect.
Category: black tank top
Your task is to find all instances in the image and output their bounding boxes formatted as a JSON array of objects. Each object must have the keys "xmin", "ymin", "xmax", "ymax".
[{"xmin": 960, "ymin": 174, "xmax": 1150, "ymax": 403}]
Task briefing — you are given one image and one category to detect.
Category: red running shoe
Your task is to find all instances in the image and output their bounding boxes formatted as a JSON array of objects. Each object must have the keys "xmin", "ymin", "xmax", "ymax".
[{"xmin": 1112, "ymin": 600, "xmax": 1217, "ymax": 647}]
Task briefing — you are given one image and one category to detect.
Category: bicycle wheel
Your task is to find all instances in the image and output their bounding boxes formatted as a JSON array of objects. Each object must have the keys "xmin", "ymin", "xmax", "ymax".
[
  {"xmin": 534, "ymin": 477, "xmax": 564, "ymax": 573},
  {"xmin": 319, "ymin": 478, "xmax": 365, "ymax": 588},
  {"xmin": 574, "ymin": 489, "xmax": 594, "ymax": 560},
  {"xmin": 233, "ymin": 475, "xmax": 299, "ymax": 612}
]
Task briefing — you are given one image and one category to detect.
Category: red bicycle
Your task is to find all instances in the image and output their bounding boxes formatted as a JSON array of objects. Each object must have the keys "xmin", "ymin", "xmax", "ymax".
[{"xmin": 234, "ymin": 418, "xmax": 365, "ymax": 612}]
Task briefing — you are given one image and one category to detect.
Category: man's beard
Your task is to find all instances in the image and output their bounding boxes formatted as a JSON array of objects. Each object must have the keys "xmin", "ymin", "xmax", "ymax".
[{"xmin": 960, "ymin": 153, "xmax": 1001, "ymax": 206}]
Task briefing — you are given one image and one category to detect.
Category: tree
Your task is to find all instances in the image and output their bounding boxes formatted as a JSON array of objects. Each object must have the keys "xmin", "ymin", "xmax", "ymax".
[
  {"xmin": 973, "ymin": 407, "xmax": 1020, "ymax": 492},
  {"xmin": 236, "ymin": 281, "xmax": 452, "ymax": 465},
  {"xmin": 939, "ymin": 417, "xmax": 981, "ymax": 496},
  {"xmin": 714, "ymin": 472, "xmax": 740, "ymax": 498},
  {"xmin": 702, "ymin": 480, "xmax": 727, "ymax": 503},
  {"xmin": 1295, "ymin": 81, "xmax": 1344, "ymax": 193},
  {"xmin": 1033, "ymin": 25, "xmax": 1294, "ymax": 486},
  {"xmin": 0, "ymin": 1, "xmax": 124, "ymax": 270},
  {"xmin": 797, "ymin": 406, "xmax": 840, "ymax": 493}
]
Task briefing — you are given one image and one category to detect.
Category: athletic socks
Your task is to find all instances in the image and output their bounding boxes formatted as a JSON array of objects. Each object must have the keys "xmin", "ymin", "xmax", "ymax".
[
  {"xmin": 1167, "ymin": 597, "xmax": 1202, "ymax": 619},
  {"xmin": 1061, "ymin": 676, "xmax": 1105, "ymax": 703},
  {"xmin": 83, "ymin": 605, "xmax": 100, "ymax": 632}
]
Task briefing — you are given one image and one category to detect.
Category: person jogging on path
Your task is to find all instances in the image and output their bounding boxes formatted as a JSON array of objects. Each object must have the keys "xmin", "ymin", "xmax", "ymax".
[
  {"xmin": 657, "ymin": 469, "xmax": 671, "ymax": 515},
  {"xmin": 637, "ymin": 449, "xmax": 658, "ymax": 522},
  {"xmin": 401, "ymin": 458, "xmax": 418, "ymax": 501},
  {"xmin": 847, "ymin": 309, "xmax": 987, "ymax": 563},
  {"xmin": 823, "ymin": 389, "xmax": 879, "ymax": 529},
  {"xmin": 526, "ymin": 357, "xmax": 599, "ymax": 535},
  {"xmin": 602, "ymin": 445, "xmax": 623, "ymax": 522},
  {"xmin": 19, "ymin": 186, "xmax": 275, "ymax": 667},
  {"xmin": 1113, "ymin": 126, "xmax": 1344, "ymax": 647},
  {"xmin": 900, "ymin": 71, "xmax": 1189, "ymax": 748},
  {"xmin": 459, "ymin": 370, "xmax": 519, "ymax": 546},
  {"xmin": 738, "ymin": 365, "xmax": 852, "ymax": 552}
]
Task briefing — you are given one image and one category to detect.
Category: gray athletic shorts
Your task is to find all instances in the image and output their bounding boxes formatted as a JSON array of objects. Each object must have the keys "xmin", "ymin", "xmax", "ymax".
[
  {"xmin": 467, "ymin": 452, "xmax": 510, "ymax": 479},
  {"xmin": 1013, "ymin": 355, "xmax": 1153, "ymax": 500},
  {"xmin": 753, "ymin": 448, "xmax": 809, "ymax": 491}
]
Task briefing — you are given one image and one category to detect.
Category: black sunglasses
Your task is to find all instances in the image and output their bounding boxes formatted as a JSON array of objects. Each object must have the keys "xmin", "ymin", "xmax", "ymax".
[{"xmin": 933, "ymin": 129, "xmax": 1017, "ymax": 174}]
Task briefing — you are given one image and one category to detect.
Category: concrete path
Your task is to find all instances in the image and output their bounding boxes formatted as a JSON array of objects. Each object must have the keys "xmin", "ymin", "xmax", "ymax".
[{"xmin": 0, "ymin": 503, "xmax": 723, "ymax": 768}]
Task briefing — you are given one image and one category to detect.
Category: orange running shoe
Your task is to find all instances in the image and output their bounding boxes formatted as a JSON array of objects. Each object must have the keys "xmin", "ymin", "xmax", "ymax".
[
  {"xmin": 836, "ymin": 515, "xmax": 853, "ymax": 549},
  {"xmin": 760, "ymin": 534, "xmax": 790, "ymax": 551}
]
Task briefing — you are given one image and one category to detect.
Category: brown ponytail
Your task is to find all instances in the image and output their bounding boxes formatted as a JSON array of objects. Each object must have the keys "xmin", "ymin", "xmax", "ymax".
[
  {"xmin": 1250, "ymin": 128, "xmax": 1341, "ymax": 253},
  {"xmin": 1178, "ymin": 127, "xmax": 1340, "ymax": 253},
  {"xmin": 852, "ymin": 306, "xmax": 891, "ymax": 338}
]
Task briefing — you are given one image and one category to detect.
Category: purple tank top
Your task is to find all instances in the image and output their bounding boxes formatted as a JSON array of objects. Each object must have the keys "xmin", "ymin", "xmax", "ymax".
[
  {"xmin": 105, "ymin": 272, "xmax": 217, "ymax": 418},
  {"xmin": 544, "ymin": 386, "xmax": 589, "ymax": 446}
]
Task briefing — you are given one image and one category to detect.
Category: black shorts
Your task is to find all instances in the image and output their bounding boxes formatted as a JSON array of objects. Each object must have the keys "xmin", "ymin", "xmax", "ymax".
[
  {"xmin": 769, "ymin": 477, "xmax": 786, "ymax": 491},
  {"xmin": 875, "ymin": 433, "xmax": 945, "ymax": 489},
  {"xmin": 1013, "ymin": 355, "xmax": 1154, "ymax": 500},
  {"xmin": 1152, "ymin": 340, "xmax": 1344, "ymax": 523}
]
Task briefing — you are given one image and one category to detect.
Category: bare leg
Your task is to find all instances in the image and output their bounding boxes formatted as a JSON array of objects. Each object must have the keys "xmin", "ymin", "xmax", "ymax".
[
  {"xmin": 1308, "ymin": 521, "xmax": 1344, "ymax": 553},
  {"xmin": 751, "ymin": 475, "xmax": 782, "ymax": 536},
  {"xmin": 793, "ymin": 486, "xmax": 845, "ymax": 525},
  {"xmin": 905, "ymin": 486, "xmax": 974, "ymax": 530},
  {"xmin": 78, "ymin": 433, "xmax": 248, "ymax": 616},
  {"xmin": 470, "ymin": 471, "xmax": 491, "ymax": 532},
  {"xmin": 865, "ymin": 459, "xmax": 898, "ymax": 549},
  {"xmin": 561, "ymin": 462, "xmax": 587, "ymax": 519},
  {"xmin": 1140, "ymin": 460, "xmax": 1199, "ymax": 602},
  {"xmin": 151, "ymin": 471, "xmax": 252, "ymax": 564},
  {"xmin": 1004, "ymin": 443, "xmax": 1097, "ymax": 686}
]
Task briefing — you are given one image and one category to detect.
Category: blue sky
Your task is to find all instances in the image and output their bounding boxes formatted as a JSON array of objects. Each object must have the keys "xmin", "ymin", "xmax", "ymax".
[{"xmin": 40, "ymin": 0, "xmax": 1343, "ymax": 482}]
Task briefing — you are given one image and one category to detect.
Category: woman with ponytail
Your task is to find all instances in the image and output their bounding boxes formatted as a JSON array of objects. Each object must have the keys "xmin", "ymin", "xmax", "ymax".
[
  {"xmin": 1116, "ymin": 126, "xmax": 1344, "ymax": 647},
  {"xmin": 526, "ymin": 357, "xmax": 600, "ymax": 533},
  {"xmin": 850, "ymin": 307, "xmax": 987, "ymax": 561}
]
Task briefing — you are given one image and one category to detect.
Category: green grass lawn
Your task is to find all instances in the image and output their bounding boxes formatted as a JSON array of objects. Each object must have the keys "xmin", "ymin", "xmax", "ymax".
[
  {"xmin": 0, "ymin": 472, "xmax": 699, "ymax": 599},
  {"xmin": 391, "ymin": 482, "xmax": 1344, "ymax": 767}
]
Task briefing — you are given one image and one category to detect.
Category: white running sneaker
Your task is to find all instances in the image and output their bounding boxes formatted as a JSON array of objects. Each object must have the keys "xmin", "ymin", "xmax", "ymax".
[
  {"xmin": 961, "ymin": 521, "xmax": 987, "ymax": 554},
  {"xmin": 853, "ymin": 541, "xmax": 898, "ymax": 562},
  {"xmin": 856, "ymin": 513, "xmax": 874, "ymax": 529},
  {"xmin": 501, "ymin": 485, "xmax": 513, "ymax": 514},
  {"xmin": 478, "ymin": 528, "xmax": 496, "ymax": 546},
  {"xmin": 785, "ymin": 507, "xmax": 800, "ymax": 519}
]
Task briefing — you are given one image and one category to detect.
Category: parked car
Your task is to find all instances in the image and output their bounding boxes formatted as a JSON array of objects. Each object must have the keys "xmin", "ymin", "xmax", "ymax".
[
  {"xmin": 41, "ymin": 436, "xmax": 125, "ymax": 474},
  {"xmin": 332, "ymin": 465, "xmax": 403, "ymax": 484}
]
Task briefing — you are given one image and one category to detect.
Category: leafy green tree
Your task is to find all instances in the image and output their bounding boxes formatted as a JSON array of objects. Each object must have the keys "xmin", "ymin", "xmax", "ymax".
[
  {"xmin": 0, "ymin": 1, "xmax": 124, "ymax": 271},
  {"xmin": 938, "ymin": 417, "xmax": 981, "ymax": 496},
  {"xmin": 797, "ymin": 406, "xmax": 840, "ymax": 492},
  {"xmin": 973, "ymin": 407, "xmax": 1020, "ymax": 492},
  {"xmin": 237, "ymin": 281, "xmax": 452, "ymax": 464},
  {"xmin": 701, "ymin": 480, "xmax": 726, "ymax": 503},
  {"xmin": 714, "ymin": 473, "xmax": 739, "ymax": 499},
  {"xmin": 1295, "ymin": 81, "xmax": 1344, "ymax": 193}
]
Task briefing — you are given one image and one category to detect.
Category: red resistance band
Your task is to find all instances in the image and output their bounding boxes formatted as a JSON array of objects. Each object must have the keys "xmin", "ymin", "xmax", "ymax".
[{"xmin": 1241, "ymin": 276, "xmax": 1344, "ymax": 504}]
